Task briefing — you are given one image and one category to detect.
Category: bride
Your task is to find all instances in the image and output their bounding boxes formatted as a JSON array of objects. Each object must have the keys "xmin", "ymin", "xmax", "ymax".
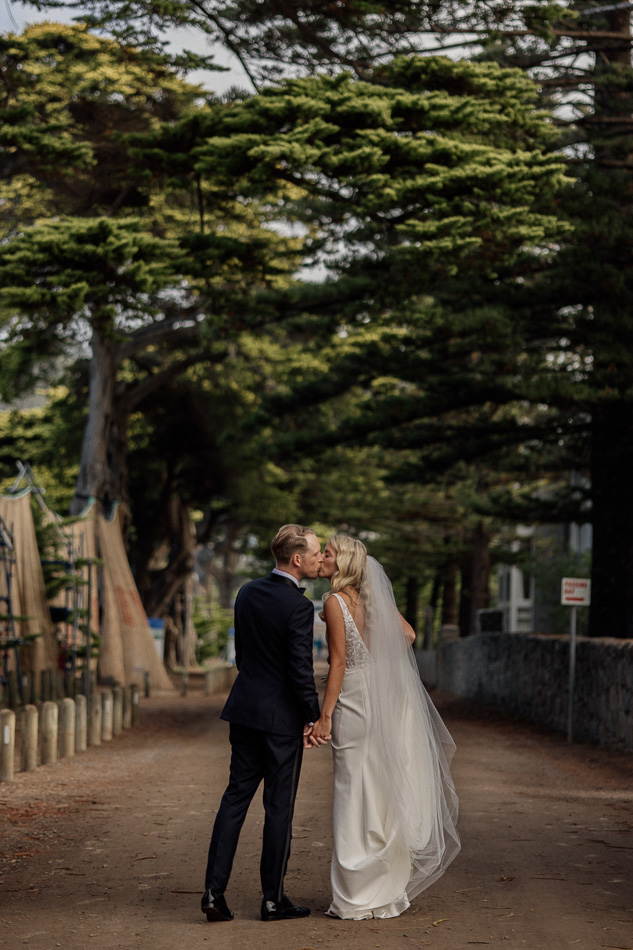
[{"xmin": 309, "ymin": 535, "xmax": 460, "ymax": 920}]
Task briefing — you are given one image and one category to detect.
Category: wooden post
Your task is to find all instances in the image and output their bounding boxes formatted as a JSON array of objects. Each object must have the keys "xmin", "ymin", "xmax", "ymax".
[
  {"xmin": 40, "ymin": 701, "xmax": 58, "ymax": 765},
  {"xmin": 0, "ymin": 709, "xmax": 16, "ymax": 782},
  {"xmin": 112, "ymin": 686, "xmax": 123, "ymax": 736},
  {"xmin": 75, "ymin": 695, "xmax": 87, "ymax": 752},
  {"xmin": 21, "ymin": 704, "xmax": 38, "ymax": 772},
  {"xmin": 122, "ymin": 686, "xmax": 132, "ymax": 729},
  {"xmin": 101, "ymin": 689, "xmax": 113, "ymax": 742},
  {"xmin": 88, "ymin": 690, "xmax": 101, "ymax": 746},
  {"xmin": 59, "ymin": 698, "xmax": 75, "ymax": 758},
  {"xmin": 131, "ymin": 683, "xmax": 140, "ymax": 726}
]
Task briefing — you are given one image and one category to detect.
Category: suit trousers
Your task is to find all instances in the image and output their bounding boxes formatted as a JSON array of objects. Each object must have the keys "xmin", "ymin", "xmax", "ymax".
[{"xmin": 204, "ymin": 722, "xmax": 304, "ymax": 901}]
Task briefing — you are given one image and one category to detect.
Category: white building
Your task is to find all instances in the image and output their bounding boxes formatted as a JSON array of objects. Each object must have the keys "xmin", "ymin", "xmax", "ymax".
[{"xmin": 496, "ymin": 521, "xmax": 592, "ymax": 634}]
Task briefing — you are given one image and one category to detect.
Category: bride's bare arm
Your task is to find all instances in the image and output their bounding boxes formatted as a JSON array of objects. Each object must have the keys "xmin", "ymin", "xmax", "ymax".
[
  {"xmin": 400, "ymin": 614, "xmax": 416, "ymax": 645},
  {"xmin": 310, "ymin": 597, "xmax": 346, "ymax": 742}
]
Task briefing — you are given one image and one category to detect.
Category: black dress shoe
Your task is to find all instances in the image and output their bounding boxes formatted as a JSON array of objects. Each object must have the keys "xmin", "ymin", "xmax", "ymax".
[
  {"xmin": 201, "ymin": 889, "xmax": 234, "ymax": 922},
  {"xmin": 261, "ymin": 895, "xmax": 311, "ymax": 921}
]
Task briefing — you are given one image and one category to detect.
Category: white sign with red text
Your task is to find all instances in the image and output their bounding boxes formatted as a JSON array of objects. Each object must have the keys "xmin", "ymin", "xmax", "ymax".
[{"xmin": 561, "ymin": 577, "xmax": 591, "ymax": 606}]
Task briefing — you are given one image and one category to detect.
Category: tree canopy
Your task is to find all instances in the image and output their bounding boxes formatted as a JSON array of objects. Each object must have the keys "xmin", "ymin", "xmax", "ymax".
[{"xmin": 4, "ymin": 1, "xmax": 633, "ymax": 637}]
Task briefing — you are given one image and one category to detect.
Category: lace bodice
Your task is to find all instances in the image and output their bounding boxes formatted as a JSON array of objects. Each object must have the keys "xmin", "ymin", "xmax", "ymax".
[{"xmin": 333, "ymin": 593, "xmax": 371, "ymax": 670}]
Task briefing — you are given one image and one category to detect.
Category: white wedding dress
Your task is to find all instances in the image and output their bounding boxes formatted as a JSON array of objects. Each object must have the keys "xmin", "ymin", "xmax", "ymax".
[{"xmin": 327, "ymin": 576, "xmax": 460, "ymax": 921}]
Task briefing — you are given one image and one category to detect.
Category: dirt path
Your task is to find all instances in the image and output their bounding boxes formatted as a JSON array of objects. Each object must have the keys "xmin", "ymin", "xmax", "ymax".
[{"xmin": 1, "ymin": 668, "xmax": 632, "ymax": 950}]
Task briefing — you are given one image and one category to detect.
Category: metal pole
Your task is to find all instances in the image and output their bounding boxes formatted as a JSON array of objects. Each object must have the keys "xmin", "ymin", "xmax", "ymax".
[{"xmin": 567, "ymin": 604, "xmax": 577, "ymax": 744}]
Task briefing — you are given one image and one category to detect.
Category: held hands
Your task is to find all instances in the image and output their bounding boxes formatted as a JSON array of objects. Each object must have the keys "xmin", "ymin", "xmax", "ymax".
[{"xmin": 303, "ymin": 717, "xmax": 332, "ymax": 749}]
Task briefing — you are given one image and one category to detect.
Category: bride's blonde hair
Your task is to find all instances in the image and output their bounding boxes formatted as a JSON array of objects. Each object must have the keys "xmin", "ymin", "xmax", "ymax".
[{"xmin": 323, "ymin": 535, "xmax": 367, "ymax": 609}]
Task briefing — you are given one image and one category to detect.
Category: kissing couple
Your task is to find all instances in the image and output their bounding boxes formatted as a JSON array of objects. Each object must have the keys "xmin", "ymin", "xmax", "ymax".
[{"xmin": 201, "ymin": 523, "xmax": 460, "ymax": 922}]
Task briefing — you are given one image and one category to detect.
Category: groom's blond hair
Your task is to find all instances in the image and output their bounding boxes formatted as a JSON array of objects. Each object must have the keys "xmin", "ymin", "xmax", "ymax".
[{"xmin": 271, "ymin": 524, "xmax": 315, "ymax": 565}]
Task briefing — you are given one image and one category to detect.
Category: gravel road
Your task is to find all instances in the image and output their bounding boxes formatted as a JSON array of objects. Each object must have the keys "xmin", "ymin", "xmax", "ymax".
[{"xmin": 1, "ymin": 667, "xmax": 632, "ymax": 950}]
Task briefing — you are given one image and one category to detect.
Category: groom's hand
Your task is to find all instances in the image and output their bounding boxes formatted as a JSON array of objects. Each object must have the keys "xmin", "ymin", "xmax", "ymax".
[
  {"xmin": 304, "ymin": 719, "xmax": 331, "ymax": 748},
  {"xmin": 303, "ymin": 722, "xmax": 329, "ymax": 749}
]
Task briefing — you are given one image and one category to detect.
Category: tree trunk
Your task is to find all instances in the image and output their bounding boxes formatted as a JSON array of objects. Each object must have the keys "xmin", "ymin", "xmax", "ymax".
[
  {"xmin": 143, "ymin": 492, "xmax": 196, "ymax": 620},
  {"xmin": 424, "ymin": 572, "xmax": 442, "ymax": 649},
  {"xmin": 458, "ymin": 554, "xmax": 472, "ymax": 637},
  {"xmin": 404, "ymin": 575, "xmax": 419, "ymax": 631},
  {"xmin": 107, "ymin": 403, "xmax": 131, "ymax": 533},
  {"xmin": 182, "ymin": 572, "xmax": 199, "ymax": 669},
  {"xmin": 440, "ymin": 562, "xmax": 458, "ymax": 626},
  {"xmin": 459, "ymin": 524, "xmax": 492, "ymax": 638},
  {"xmin": 209, "ymin": 558, "xmax": 236, "ymax": 611},
  {"xmin": 586, "ymin": 8, "xmax": 633, "ymax": 637},
  {"xmin": 132, "ymin": 481, "xmax": 172, "ymax": 608},
  {"xmin": 589, "ymin": 403, "xmax": 633, "ymax": 637},
  {"xmin": 163, "ymin": 615, "xmax": 179, "ymax": 670},
  {"xmin": 70, "ymin": 330, "xmax": 117, "ymax": 515},
  {"xmin": 468, "ymin": 520, "xmax": 491, "ymax": 636},
  {"xmin": 204, "ymin": 526, "xmax": 244, "ymax": 609}
]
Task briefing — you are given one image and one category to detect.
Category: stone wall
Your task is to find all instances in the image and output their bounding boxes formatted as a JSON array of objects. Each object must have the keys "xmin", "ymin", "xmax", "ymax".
[{"xmin": 438, "ymin": 632, "xmax": 633, "ymax": 751}]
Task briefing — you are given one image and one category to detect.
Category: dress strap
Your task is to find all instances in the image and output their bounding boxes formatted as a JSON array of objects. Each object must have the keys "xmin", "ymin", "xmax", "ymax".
[{"xmin": 332, "ymin": 592, "xmax": 354, "ymax": 620}]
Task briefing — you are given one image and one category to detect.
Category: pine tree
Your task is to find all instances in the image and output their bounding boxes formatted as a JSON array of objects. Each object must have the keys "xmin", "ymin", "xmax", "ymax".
[
  {"xmin": 13, "ymin": 4, "xmax": 633, "ymax": 635},
  {"xmin": 182, "ymin": 58, "xmax": 567, "ymax": 634},
  {"xmin": 0, "ymin": 24, "xmax": 303, "ymax": 517},
  {"xmin": 116, "ymin": 0, "xmax": 633, "ymax": 639}
]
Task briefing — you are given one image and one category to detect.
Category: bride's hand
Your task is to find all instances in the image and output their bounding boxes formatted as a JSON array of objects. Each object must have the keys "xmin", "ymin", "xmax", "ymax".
[{"xmin": 310, "ymin": 715, "xmax": 332, "ymax": 744}]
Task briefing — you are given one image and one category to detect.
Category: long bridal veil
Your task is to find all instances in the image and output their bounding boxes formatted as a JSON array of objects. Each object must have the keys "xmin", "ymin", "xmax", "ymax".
[{"xmin": 359, "ymin": 556, "xmax": 461, "ymax": 897}]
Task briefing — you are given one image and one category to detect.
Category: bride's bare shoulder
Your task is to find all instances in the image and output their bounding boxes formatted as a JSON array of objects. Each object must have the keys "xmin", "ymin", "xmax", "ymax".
[
  {"xmin": 323, "ymin": 594, "xmax": 343, "ymax": 620},
  {"xmin": 337, "ymin": 587, "xmax": 360, "ymax": 610}
]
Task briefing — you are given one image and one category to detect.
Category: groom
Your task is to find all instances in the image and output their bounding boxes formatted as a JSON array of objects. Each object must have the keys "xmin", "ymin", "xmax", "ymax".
[{"xmin": 201, "ymin": 524, "xmax": 323, "ymax": 923}]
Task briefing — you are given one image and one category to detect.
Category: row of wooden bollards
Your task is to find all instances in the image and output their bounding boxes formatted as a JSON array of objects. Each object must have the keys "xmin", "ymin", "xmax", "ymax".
[
  {"xmin": 0, "ymin": 684, "xmax": 140, "ymax": 783},
  {"xmin": 3, "ymin": 667, "xmax": 93, "ymax": 709}
]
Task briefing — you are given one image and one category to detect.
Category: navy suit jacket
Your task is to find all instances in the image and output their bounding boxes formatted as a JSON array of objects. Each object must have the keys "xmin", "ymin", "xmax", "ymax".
[{"xmin": 221, "ymin": 572, "xmax": 320, "ymax": 736}]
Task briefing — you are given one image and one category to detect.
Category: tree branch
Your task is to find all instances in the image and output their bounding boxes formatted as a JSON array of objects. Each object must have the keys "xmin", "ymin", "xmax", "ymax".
[
  {"xmin": 117, "ymin": 312, "xmax": 204, "ymax": 362},
  {"xmin": 120, "ymin": 349, "xmax": 220, "ymax": 412},
  {"xmin": 184, "ymin": 0, "xmax": 261, "ymax": 91}
]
